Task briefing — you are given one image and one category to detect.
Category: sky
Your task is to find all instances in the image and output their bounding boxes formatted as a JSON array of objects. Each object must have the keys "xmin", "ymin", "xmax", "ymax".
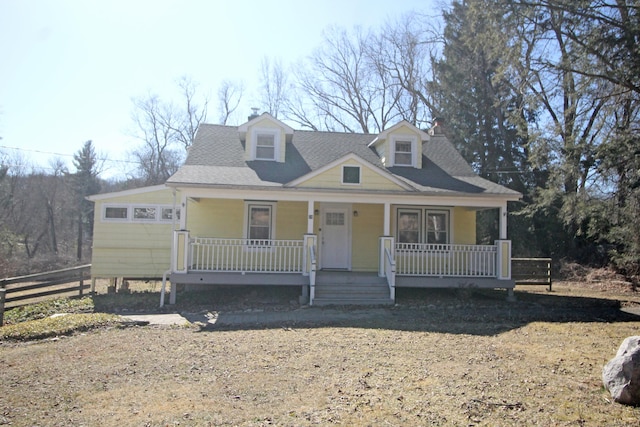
[{"xmin": 0, "ymin": 0, "xmax": 434, "ymax": 179}]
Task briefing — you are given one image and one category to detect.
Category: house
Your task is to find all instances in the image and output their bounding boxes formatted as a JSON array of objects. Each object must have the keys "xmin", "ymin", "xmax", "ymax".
[{"xmin": 89, "ymin": 113, "xmax": 521, "ymax": 305}]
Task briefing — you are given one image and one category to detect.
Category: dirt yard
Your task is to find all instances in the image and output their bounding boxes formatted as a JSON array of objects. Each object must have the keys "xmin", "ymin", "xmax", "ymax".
[{"xmin": 1, "ymin": 278, "xmax": 640, "ymax": 426}]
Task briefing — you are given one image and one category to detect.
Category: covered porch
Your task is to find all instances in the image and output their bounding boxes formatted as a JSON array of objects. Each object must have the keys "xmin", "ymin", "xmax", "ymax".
[{"xmin": 163, "ymin": 189, "xmax": 514, "ymax": 306}]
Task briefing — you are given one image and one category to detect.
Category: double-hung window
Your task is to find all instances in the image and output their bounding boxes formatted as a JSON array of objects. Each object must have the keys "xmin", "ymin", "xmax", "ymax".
[
  {"xmin": 255, "ymin": 133, "xmax": 276, "ymax": 160},
  {"xmin": 391, "ymin": 134, "xmax": 418, "ymax": 167},
  {"xmin": 396, "ymin": 208, "xmax": 450, "ymax": 244},
  {"xmin": 245, "ymin": 202, "xmax": 276, "ymax": 246},
  {"xmin": 394, "ymin": 140, "xmax": 413, "ymax": 166}
]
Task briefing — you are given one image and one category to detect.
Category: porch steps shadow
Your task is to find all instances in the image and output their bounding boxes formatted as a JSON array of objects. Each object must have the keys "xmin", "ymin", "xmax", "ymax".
[{"xmin": 312, "ymin": 272, "xmax": 394, "ymax": 306}]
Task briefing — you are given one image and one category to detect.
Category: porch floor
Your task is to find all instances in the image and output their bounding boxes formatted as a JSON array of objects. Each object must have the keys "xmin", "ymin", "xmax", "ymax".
[{"xmin": 170, "ymin": 272, "xmax": 308, "ymax": 286}]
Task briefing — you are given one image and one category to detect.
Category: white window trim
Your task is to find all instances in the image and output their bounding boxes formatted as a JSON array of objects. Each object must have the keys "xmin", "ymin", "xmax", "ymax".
[
  {"xmin": 102, "ymin": 204, "xmax": 179, "ymax": 224},
  {"xmin": 132, "ymin": 205, "xmax": 158, "ymax": 221},
  {"xmin": 103, "ymin": 204, "xmax": 129, "ymax": 222},
  {"xmin": 341, "ymin": 165, "xmax": 361, "ymax": 185},
  {"xmin": 250, "ymin": 128, "xmax": 281, "ymax": 161},
  {"xmin": 243, "ymin": 201, "xmax": 277, "ymax": 249},
  {"xmin": 394, "ymin": 206, "xmax": 452, "ymax": 245},
  {"xmin": 390, "ymin": 134, "xmax": 418, "ymax": 167}
]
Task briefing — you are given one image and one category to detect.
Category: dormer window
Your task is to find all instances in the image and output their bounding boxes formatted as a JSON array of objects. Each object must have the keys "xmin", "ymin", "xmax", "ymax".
[
  {"xmin": 394, "ymin": 141, "xmax": 413, "ymax": 166},
  {"xmin": 256, "ymin": 133, "xmax": 275, "ymax": 160},
  {"xmin": 391, "ymin": 135, "xmax": 418, "ymax": 167},
  {"xmin": 251, "ymin": 129, "xmax": 280, "ymax": 161}
]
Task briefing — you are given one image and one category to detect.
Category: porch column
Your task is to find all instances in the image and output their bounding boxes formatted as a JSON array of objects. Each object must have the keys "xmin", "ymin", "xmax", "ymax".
[
  {"xmin": 179, "ymin": 192, "xmax": 188, "ymax": 230},
  {"xmin": 383, "ymin": 202, "xmax": 391, "ymax": 236},
  {"xmin": 379, "ymin": 236, "xmax": 395, "ymax": 277},
  {"xmin": 172, "ymin": 230, "xmax": 190, "ymax": 274},
  {"xmin": 307, "ymin": 200, "xmax": 315, "ymax": 234},
  {"xmin": 495, "ymin": 239, "xmax": 512, "ymax": 280},
  {"xmin": 499, "ymin": 202, "xmax": 507, "ymax": 240}
]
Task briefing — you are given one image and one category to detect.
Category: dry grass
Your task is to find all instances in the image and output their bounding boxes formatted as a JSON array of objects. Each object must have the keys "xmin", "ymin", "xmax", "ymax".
[{"xmin": 1, "ymin": 276, "xmax": 640, "ymax": 426}]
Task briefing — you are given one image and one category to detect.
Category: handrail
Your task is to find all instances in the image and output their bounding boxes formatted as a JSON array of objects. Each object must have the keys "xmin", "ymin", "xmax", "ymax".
[
  {"xmin": 384, "ymin": 247, "xmax": 396, "ymax": 300},
  {"xmin": 309, "ymin": 245, "xmax": 317, "ymax": 305}
]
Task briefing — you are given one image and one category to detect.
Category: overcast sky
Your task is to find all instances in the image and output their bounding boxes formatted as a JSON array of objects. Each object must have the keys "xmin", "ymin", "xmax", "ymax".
[{"xmin": 0, "ymin": 0, "xmax": 434, "ymax": 178}]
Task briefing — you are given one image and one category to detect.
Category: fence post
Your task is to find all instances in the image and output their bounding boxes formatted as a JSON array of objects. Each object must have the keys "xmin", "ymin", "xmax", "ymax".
[{"xmin": 0, "ymin": 288, "xmax": 6, "ymax": 327}]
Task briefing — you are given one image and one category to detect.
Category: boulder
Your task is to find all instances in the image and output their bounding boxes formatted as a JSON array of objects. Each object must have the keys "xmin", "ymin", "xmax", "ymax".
[{"xmin": 602, "ymin": 336, "xmax": 640, "ymax": 405}]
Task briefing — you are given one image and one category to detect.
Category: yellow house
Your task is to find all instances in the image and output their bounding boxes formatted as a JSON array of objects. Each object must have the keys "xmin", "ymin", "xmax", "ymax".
[{"xmin": 90, "ymin": 113, "xmax": 521, "ymax": 305}]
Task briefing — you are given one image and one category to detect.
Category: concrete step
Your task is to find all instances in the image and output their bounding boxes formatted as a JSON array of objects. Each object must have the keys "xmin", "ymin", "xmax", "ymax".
[{"xmin": 312, "ymin": 297, "xmax": 394, "ymax": 306}]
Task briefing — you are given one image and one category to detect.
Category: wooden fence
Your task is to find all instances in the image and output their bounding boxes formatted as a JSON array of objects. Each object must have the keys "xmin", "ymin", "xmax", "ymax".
[
  {"xmin": 511, "ymin": 258, "xmax": 552, "ymax": 291},
  {"xmin": 0, "ymin": 264, "xmax": 91, "ymax": 326}
]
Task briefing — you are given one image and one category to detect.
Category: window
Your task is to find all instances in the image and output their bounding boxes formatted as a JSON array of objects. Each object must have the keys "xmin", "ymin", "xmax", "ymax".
[
  {"xmin": 133, "ymin": 207, "xmax": 156, "ymax": 221},
  {"xmin": 397, "ymin": 209, "xmax": 421, "ymax": 243},
  {"xmin": 426, "ymin": 211, "xmax": 448, "ymax": 244},
  {"xmin": 326, "ymin": 211, "xmax": 345, "ymax": 226},
  {"xmin": 247, "ymin": 204, "xmax": 273, "ymax": 241},
  {"xmin": 391, "ymin": 134, "xmax": 418, "ymax": 167},
  {"xmin": 394, "ymin": 140, "xmax": 413, "ymax": 166},
  {"xmin": 255, "ymin": 133, "xmax": 275, "ymax": 160},
  {"xmin": 161, "ymin": 207, "xmax": 180, "ymax": 221},
  {"xmin": 102, "ymin": 204, "xmax": 178, "ymax": 223},
  {"xmin": 105, "ymin": 206, "xmax": 128, "ymax": 220},
  {"xmin": 396, "ymin": 208, "xmax": 450, "ymax": 244},
  {"xmin": 342, "ymin": 165, "xmax": 361, "ymax": 184}
]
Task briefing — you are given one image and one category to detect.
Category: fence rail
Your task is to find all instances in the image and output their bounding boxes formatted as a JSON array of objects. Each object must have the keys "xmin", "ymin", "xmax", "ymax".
[
  {"xmin": 0, "ymin": 264, "xmax": 91, "ymax": 325},
  {"xmin": 511, "ymin": 258, "xmax": 552, "ymax": 290}
]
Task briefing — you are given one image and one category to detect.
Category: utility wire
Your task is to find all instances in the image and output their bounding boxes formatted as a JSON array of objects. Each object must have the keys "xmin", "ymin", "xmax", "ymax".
[{"xmin": 0, "ymin": 144, "xmax": 139, "ymax": 165}]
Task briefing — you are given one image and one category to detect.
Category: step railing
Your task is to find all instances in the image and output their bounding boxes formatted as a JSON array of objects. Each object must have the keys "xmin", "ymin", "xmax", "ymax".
[{"xmin": 384, "ymin": 247, "xmax": 396, "ymax": 300}]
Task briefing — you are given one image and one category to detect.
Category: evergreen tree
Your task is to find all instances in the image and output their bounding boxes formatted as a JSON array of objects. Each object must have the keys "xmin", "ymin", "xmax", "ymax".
[{"xmin": 71, "ymin": 141, "xmax": 101, "ymax": 261}]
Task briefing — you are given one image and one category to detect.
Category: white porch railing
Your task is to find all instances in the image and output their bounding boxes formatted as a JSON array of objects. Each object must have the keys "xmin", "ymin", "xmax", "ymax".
[
  {"xmin": 308, "ymin": 244, "xmax": 317, "ymax": 305},
  {"xmin": 395, "ymin": 243, "xmax": 497, "ymax": 277},
  {"xmin": 189, "ymin": 237, "xmax": 304, "ymax": 273},
  {"xmin": 384, "ymin": 247, "xmax": 396, "ymax": 300}
]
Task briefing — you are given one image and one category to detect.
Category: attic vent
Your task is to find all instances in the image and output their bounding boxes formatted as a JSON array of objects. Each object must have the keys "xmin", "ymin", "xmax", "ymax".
[{"xmin": 248, "ymin": 107, "xmax": 260, "ymax": 121}]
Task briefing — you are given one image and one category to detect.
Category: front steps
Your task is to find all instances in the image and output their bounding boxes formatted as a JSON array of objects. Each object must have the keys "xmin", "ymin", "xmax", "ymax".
[{"xmin": 312, "ymin": 271, "xmax": 394, "ymax": 306}]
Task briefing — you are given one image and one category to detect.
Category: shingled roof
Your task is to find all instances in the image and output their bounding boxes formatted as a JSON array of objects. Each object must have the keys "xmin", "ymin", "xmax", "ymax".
[{"xmin": 166, "ymin": 123, "xmax": 521, "ymax": 197}]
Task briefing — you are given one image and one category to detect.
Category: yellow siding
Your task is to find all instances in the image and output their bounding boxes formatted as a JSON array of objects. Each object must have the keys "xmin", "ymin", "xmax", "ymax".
[
  {"xmin": 90, "ymin": 187, "xmax": 179, "ymax": 278},
  {"xmin": 91, "ymin": 248, "xmax": 171, "ymax": 277},
  {"xmin": 452, "ymin": 207, "xmax": 476, "ymax": 244},
  {"xmin": 352, "ymin": 203, "xmax": 384, "ymax": 271},
  {"xmin": 187, "ymin": 199, "xmax": 244, "ymax": 237},
  {"xmin": 275, "ymin": 201, "xmax": 307, "ymax": 239},
  {"xmin": 296, "ymin": 161, "xmax": 405, "ymax": 191},
  {"xmin": 99, "ymin": 188, "xmax": 175, "ymax": 204},
  {"xmin": 375, "ymin": 140, "xmax": 390, "ymax": 166},
  {"xmin": 91, "ymin": 219, "xmax": 174, "ymax": 278}
]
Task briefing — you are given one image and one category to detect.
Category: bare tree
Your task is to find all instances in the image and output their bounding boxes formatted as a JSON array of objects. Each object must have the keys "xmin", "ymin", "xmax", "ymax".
[
  {"xmin": 286, "ymin": 26, "xmax": 405, "ymax": 133},
  {"xmin": 130, "ymin": 77, "xmax": 209, "ymax": 184},
  {"xmin": 217, "ymin": 79, "xmax": 245, "ymax": 125},
  {"xmin": 259, "ymin": 56, "xmax": 288, "ymax": 119},
  {"xmin": 172, "ymin": 76, "xmax": 209, "ymax": 149}
]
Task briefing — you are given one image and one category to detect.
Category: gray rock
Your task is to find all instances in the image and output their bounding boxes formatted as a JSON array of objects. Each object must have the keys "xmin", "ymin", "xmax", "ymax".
[{"xmin": 603, "ymin": 336, "xmax": 640, "ymax": 405}]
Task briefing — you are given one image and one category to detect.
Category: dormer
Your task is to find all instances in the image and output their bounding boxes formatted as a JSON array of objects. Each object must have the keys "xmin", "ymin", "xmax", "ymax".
[
  {"xmin": 238, "ymin": 112, "xmax": 294, "ymax": 163},
  {"xmin": 368, "ymin": 121, "xmax": 429, "ymax": 169}
]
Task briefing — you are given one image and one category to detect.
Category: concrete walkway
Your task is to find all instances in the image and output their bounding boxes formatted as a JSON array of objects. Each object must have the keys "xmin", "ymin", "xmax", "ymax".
[{"xmin": 123, "ymin": 307, "xmax": 393, "ymax": 327}]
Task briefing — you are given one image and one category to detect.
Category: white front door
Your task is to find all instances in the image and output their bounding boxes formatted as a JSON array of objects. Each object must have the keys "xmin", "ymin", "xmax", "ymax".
[{"xmin": 320, "ymin": 204, "xmax": 351, "ymax": 269}]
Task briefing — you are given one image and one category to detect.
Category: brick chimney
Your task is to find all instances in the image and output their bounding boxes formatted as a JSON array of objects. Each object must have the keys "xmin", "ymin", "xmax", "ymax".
[{"xmin": 429, "ymin": 117, "xmax": 446, "ymax": 136}]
